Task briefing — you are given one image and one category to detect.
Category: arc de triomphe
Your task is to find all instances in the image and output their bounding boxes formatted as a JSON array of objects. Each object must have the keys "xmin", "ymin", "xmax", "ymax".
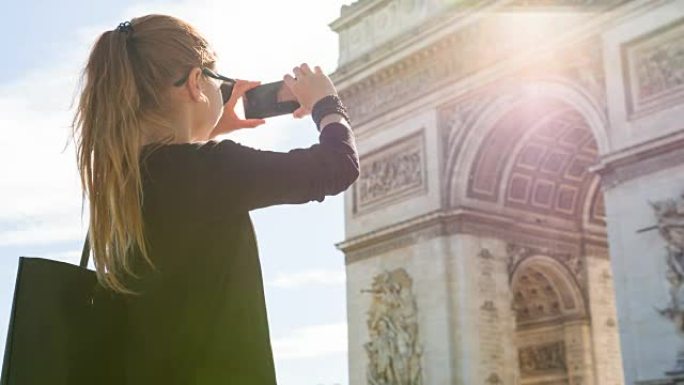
[{"xmin": 331, "ymin": 1, "xmax": 684, "ymax": 384}]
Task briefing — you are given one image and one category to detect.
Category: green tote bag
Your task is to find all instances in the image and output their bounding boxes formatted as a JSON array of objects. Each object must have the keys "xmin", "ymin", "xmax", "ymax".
[{"xmin": 0, "ymin": 229, "xmax": 127, "ymax": 385}]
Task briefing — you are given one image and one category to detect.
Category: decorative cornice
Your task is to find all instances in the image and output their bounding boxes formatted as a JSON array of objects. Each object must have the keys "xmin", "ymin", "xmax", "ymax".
[
  {"xmin": 590, "ymin": 129, "xmax": 684, "ymax": 188},
  {"xmin": 330, "ymin": 0, "xmax": 501, "ymax": 86},
  {"xmin": 337, "ymin": 210, "xmax": 448, "ymax": 257},
  {"xmin": 330, "ymin": 0, "xmax": 664, "ymax": 128},
  {"xmin": 338, "ymin": 207, "xmax": 608, "ymax": 265}
]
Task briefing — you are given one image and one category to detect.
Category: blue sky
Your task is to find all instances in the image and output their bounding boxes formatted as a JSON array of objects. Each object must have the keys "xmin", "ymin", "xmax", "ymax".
[{"xmin": 0, "ymin": 1, "xmax": 353, "ymax": 384}]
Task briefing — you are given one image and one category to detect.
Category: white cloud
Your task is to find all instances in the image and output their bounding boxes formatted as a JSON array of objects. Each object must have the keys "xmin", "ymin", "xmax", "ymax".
[
  {"xmin": 268, "ymin": 269, "xmax": 346, "ymax": 288},
  {"xmin": 272, "ymin": 322, "xmax": 348, "ymax": 360},
  {"xmin": 0, "ymin": 216, "xmax": 86, "ymax": 248}
]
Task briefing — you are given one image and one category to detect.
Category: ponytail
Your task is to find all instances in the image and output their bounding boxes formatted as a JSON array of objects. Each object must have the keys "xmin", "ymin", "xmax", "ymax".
[{"xmin": 71, "ymin": 15, "xmax": 217, "ymax": 294}]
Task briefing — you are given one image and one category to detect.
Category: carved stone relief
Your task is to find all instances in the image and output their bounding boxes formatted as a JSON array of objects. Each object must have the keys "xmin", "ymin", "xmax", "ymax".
[
  {"xmin": 519, "ymin": 341, "xmax": 567, "ymax": 376},
  {"xmin": 363, "ymin": 268, "xmax": 424, "ymax": 385},
  {"xmin": 650, "ymin": 194, "xmax": 684, "ymax": 375},
  {"xmin": 622, "ymin": 19, "xmax": 684, "ymax": 117},
  {"xmin": 651, "ymin": 195, "xmax": 684, "ymax": 331},
  {"xmin": 354, "ymin": 131, "xmax": 427, "ymax": 215},
  {"xmin": 485, "ymin": 372, "xmax": 503, "ymax": 384}
]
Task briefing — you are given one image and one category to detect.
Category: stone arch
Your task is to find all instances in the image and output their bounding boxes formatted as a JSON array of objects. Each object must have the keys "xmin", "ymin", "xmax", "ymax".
[
  {"xmin": 510, "ymin": 255, "xmax": 588, "ymax": 326},
  {"xmin": 510, "ymin": 255, "xmax": 589, "ymax": 384},
  {"xmin": 445, "ymin": 80, "xmax": 610, "ymax": 208},
  {"xmin": 446, "ymin": 79, "xmax": 613, "ymax": 384}
]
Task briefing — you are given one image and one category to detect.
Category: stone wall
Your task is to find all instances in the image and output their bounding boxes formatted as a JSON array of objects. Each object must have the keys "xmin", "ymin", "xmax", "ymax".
[{"xmin": 333, "ymin": 1, "xmax": 684, "ymax": 384}]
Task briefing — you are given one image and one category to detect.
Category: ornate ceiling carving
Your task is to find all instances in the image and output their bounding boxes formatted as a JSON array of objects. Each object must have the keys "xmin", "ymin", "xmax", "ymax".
[
  {"xmin": 512, "ymin": 266, "xmax": 566, "ymax": 323},
  {"xmin": 508, "ymin": 245, "xmax": 588, "ymax": 326},
  {"xmin": 467, "ymin": 99, "xmax": 601, "ymax": 224}
]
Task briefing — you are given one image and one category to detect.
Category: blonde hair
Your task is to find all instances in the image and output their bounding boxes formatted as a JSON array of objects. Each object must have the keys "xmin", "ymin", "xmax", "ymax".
[{"xmin": 70, "ymin": 14, "xmax": 217, "ymax": 294}]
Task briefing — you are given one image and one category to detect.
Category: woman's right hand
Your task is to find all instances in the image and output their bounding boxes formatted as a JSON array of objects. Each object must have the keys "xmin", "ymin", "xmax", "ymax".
[{"xmin": 283, "ymin": 63, "xmax": 337, "ymax": 119}]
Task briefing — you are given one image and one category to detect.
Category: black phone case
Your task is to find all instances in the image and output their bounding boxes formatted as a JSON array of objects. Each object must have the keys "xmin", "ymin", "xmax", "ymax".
[
  {"xmin": 220, "ymin": 83, "xmax": 234, "ymax": 105},
  {"xmin": 243, "ymin": 81, "xmax": 300, "ymax": 119}
]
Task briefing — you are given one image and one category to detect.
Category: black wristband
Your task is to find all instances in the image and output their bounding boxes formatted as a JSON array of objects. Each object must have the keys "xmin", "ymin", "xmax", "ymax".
[{"xmin": 311, "ymin": 95, "xmax": 351, "ymax": 131}]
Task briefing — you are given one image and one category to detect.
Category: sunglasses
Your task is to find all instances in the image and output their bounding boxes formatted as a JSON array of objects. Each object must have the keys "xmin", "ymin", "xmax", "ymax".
[{"xmin": 173, "ymin": 67, "xmax": 236, "ymax": 105}]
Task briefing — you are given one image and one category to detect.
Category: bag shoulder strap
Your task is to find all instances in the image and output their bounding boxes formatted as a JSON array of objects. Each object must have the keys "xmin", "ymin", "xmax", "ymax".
[{"xmin": 80, "ymin": 228, "xmax": 90, "ymax": 269}]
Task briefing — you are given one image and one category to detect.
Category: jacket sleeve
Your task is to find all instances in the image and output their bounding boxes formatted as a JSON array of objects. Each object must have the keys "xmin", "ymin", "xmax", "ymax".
[{"xmin": 210, "ymin": 121, "xmax": 360, "ymax": 211}]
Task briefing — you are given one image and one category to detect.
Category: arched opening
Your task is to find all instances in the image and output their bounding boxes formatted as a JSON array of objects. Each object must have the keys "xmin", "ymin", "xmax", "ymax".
[
  {"xmin": 449, "ymin": 86, "xmax": 618, "ymax": 384},
  {"xmin": 511, "ymin": 256, "xmax": 588, "ymax": 384}
]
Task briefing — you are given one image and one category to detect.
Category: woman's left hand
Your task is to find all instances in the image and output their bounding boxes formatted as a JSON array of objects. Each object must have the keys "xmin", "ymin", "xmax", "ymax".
[{"xmin": 209, "ymin": 79, "xmax": 266, "ymax": 139}]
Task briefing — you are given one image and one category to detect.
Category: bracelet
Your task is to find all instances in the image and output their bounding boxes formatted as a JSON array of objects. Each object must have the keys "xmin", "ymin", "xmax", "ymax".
[{"xmin": 311, "ymin": 95, "xmax": 351, "ymax": 131}]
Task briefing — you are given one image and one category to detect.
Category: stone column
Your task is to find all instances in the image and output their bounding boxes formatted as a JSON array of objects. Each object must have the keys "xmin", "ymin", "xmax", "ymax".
[
  {"xmin": 446, "ymin": 234, "xmax": 518, "ymax": 385},
  {"xmin": 563, "ymin": 321, "xmax": 595, "ymax": 385},
  {"xmin": 585, "ymin": 254, "xmax": 625, "ymax": 385}
]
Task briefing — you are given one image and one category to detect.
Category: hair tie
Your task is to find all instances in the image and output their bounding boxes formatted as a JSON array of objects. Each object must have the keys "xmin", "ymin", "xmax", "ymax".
[
  {"xmin": 311, "ymin": 95, "xmax": 351, "ymax": 132},
  {"xmin": 116, "ymin": 21, "xmax": 134, "ymax": 33}
]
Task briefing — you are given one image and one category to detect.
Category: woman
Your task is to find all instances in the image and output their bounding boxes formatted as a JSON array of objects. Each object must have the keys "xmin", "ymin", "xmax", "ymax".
[{"xmin": 71, "ymin": 14, "xmax": 358, "ymax": 384}]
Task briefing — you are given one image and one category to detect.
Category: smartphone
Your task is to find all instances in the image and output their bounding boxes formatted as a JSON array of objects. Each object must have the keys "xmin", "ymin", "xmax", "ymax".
[{"xmin": 242, "ymin": 80, "xmax": 301, "ymax": 119}]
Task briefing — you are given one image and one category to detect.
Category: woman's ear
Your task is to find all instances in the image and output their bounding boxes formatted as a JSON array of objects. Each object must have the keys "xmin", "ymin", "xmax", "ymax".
[{"xmin": 186, "ymin": 67, "xmax": 204, "ymax": 102}]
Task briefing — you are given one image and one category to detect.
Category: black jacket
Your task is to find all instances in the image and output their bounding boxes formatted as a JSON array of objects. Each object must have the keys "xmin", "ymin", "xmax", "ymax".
[{"xmin": 103, "ymin": 121, "xmax": 358, "ymax": 385}]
